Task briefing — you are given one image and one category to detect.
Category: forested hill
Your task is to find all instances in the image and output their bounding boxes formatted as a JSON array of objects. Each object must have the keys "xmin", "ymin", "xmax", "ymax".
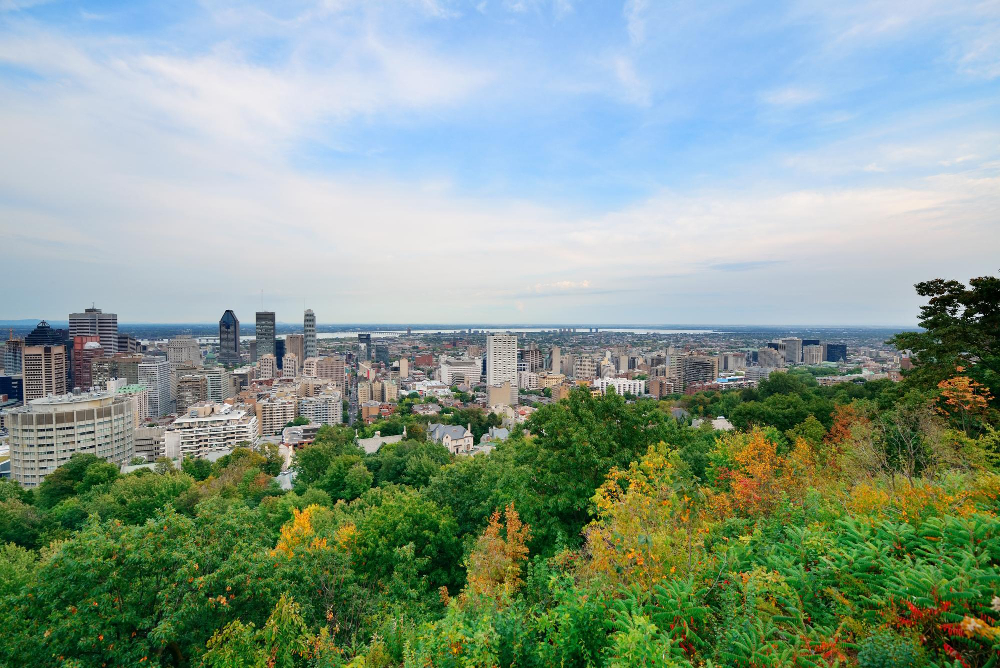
[{"xmin": 1, "ymin": 273, "xmax": 999, "ymax": 667}]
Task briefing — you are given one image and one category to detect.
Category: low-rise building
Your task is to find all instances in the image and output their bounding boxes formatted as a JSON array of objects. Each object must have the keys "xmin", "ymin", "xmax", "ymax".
[
  {"xmin": 592, "ymin": 377, "xmax": 646, "ymax": 396},
  {"xmin": 427, "ymin": 423, "xmax": 474, "ymax": 455},
  {"xmin": 297, "ymin": 391, "xmax": 343, "ymax": 426}
]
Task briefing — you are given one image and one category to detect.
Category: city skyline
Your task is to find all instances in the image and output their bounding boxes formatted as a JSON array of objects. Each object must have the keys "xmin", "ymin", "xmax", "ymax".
[{"xmin": 2, "ymin": 1, "xmax": 998, "ymax": 324}]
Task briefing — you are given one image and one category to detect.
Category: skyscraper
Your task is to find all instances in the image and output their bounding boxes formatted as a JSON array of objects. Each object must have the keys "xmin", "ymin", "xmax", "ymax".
[
  {"xmin": 286, "ymin": 334, "xmax": 305, "ymax": 367},
  {"xmin": 71, "ymin": 335, "xmax": 103, "ymax": 390},
  {"xmin": 25, "ymin": 320, "xmax": 71, "ymax": 387},
  {"xmin": 486, "ymin": 334, "xmax": 518, "ymax": 404},
  {"xmin": 69, "ymin": 306, "xmax": 118, "ymax": 354},
  {"xmin": 256, "ymin": 312, "xmax": 276, "ymax": 359},
  {"xmin": 218, "ymin": 310, "xmax": 240, "ymax": 365},
  {"xmin": 304, "ymin": 309, "xmax": 317, "ymax": 360},
  {"xmin": 139, "ymin": 359, "xmax": 172, "ymax": 417},
  {"xmin": 22, "ymin": 345, "xmax": 68, "ymax": 400},
  {"xmin": 3, "ymin": 335, "xmax": 23, "ymax": 376}
]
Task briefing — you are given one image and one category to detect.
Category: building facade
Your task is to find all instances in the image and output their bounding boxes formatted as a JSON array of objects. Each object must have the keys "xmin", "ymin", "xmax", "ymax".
[
  {"xmin": 219, "ymin": 310, "xmax": 241, "ymax": 364},
  {"xmin": 139, "ymin": 359, "xmax": 172, "ymax": 417},
  {"xmin": 22, "ymin": 345, "xmax": 68, "ymax": 401},
  {"xmin": 164, "ymin": 403, "xmax": 259, "ymax": 460},
  {"xmin": 486, "ymin": 334, "xmax": 518, "ymax": 404},
  {"xmin": 256, "ymin": 312, "xmax": 276, "ymax": 359},
  {"xmin": 8, "ymin": 390, "xmax": 135, "ymax": 487},
  {"xmin": 69, "ymin": 307, "xmax": 118, "ymax": 354},
  {"xmin": 303, "ymin": 310, "xmax": 317, "ymax": 360},
  {"xmin": 297, "ymin": 392, "xmax": 343, "ymax": 426}
]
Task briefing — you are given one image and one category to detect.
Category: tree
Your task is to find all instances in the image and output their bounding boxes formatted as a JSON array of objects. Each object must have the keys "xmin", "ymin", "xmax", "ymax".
[
  {"xmin": 891, "ymin": 273, "xmax": 1000, "ymax": 408},
  {"xmin": 464, "ymin": 503, "xmax": 531, "ymax": 603}
]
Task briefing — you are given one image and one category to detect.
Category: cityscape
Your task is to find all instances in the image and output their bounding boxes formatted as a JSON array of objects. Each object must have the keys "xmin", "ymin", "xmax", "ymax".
[
  {"xmin": 2, "ymin": 0, "xmax": 999, "ymax": 665},
  {"xmin": 0, "ymin": 305, "xmax": 908, "ymax": 486}
]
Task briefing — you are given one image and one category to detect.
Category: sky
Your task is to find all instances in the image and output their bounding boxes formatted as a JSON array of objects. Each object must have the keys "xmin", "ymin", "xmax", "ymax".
[{"xmin": 1, "ymin": 0, "xmax": 998, "ymax": 326}]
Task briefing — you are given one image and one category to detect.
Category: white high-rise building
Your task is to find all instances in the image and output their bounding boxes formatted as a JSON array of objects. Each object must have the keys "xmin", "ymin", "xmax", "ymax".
[
  {"xmin": 8, "ymin": 390, "xmax": 135, "ymax": 487},
  {"xmin": 257, "ymin": 354, "xmax": 277, "ymax": 380},
  {"xmin": 69, "ymin": 307, "xmax": 118, "ymax": 354},
  {"xmin": 593, "ymin": 377, "xmax": 646, "ymax": 396},
  {"xmin": 550, "ymin": 345, "xmax": 561, "ymax": 373},
  {"xmin": 139, "ymin": 359, "xmax": 172, "ymax": 417},
  {"xmin": 486, "ymin": 334, "xmax": 518, "ymax": 404},
  {"xmin": 204, "ymin": 367, "xmax": 234, "ymax": 402},
  {"xmin": 167, "ymin": 336, "xmax": 201, "ymax": 364},
  {"xmin": 304, "ymin": 309, "xmax": 317, "ymax": 360}
]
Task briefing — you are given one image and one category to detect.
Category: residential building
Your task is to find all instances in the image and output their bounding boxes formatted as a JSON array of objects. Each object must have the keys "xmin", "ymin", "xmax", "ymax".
[
  {"xmin": 487, "ymin": 334, "xmax": 518, "ymax": 404},
  {"xmin": 647, "ymin": 377, "xmax": 676, "ymax": 398},
  {"xmin": 257, "ymin": 353, "xmax": 277, "ymax": 380},
  {"xmin": 718, "ymin": 352, "xmax": 746, "ymax": 372},
  {"xmin": 218, "ymin": 310, "xmax": 240, "ymax": 364},
  {"xmin": 486, "ymin": 382, "xmax": 514, "ymax": 407},
  {"xmin": 256, "ymin": 397, "xmax": 297, "ymax": 436},
  {"xmin": 22, "ymin": 345, "xmax": 67, "ymax": 400},
  {"xmin": 69, "ymin": 307, "xmax": 118, "ymax": 354},
  {"xmin": 117, "ymin": 334, "xmax": 140, "ymax": 354},
  {"xmin": 673, "ymin": 354, "xmax": 719, "ymax": 390},
  {"xmin": 757, "ymin": 347, "xmax": 784, "ymax": 368},
  {"xmin": 781, "ymin": 338, "xmax": 803, "ymax": 365},
  {"xmin": 593, "ymin": 377, "xmax": 646, "ymax": 396},
  {"xmin": 427, "ymin": 423, "xmax": 475, "ymax": 455},
  {"xmin": 282, "ymin": 353, "xmax": 299, "ymax": 378},
  {"xmin": 549, "ymin": 345, "xmax": 561, "ymax": 373},
  {"xmin": 256, "ymin": 312, "xmax": 276, "ymax": 359},
  {"xmin": 303, "ymin": 310, "xmax": 317, "ymax": 360},
  {"xmin": 440, "ymin": 358, "xmax": 482, "ymax": 385},
  {"xmin": 358, "ymin": 381, "xmax": 373, "ymax": 404},
  {"xmin": 204, "ymin": 367, "xmax": 233, "ymax": 403},
  {"xmin": 139, "ymin": 359, "xmax": 172, "ymax": 417},
  {"xmin": 521, "ymin": 343, "xmax": 544, "ymax": 373},
  {"xmin": 167, "ymin": 335, "xmax": 201, "ymax": 364},
  {"xmin": 398, "ymin": 358, "xmax": 410, "ymax": 379},
  {"xmin": 573, "ymin": 355, "xmax": 597, "ymax": 380},
  {"xmin": 518, "ymin": 370, "xmax": 540, "ymax": 390},
  {"xmin": 304, "ymin": 356, "xmax": 345, "ymax": 389},
  {"xmin": 297, "ymin": 391, "xmax": 343, "ymax": 426},
  {"xmin": 164, "ymin": 403, "xmax": 258, "ymax": 460},
  {"xmin": 8, "ymin": 389, "xmax": 135, "ymax": 487},
  {"xmin": 113, "ymin": 383, "xmax": 151, "ymax": 422}
]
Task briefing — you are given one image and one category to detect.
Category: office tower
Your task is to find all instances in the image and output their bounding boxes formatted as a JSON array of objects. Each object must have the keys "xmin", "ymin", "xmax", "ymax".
[
  {"xmin": 219, "ymin": 310, "xmax": 240, "ymax": 364},
  {"xmin": 8, "ymin": 389, "xmax": 135, "ymax": 487},
  {"xmin": 69, "ymin": 306, "xmax": 118, "ymax": 354},
  {"xmin": 257, "ymin": 353, "xmax": 277, "ymax": 380},
  {"xmin": 117, "ymin": 334, "xmax": 140, "ymax": 354},
  {"xmin": 718, "ymin": 352, "xmax": 746, "ymax": 372},
  {"xmin": 91, "ymin": 354, "xmax": 142, "ymax": 387},
  {"xmin": 825, "ymin": 343, "xmax": 848, "ymax": 363},
  {"xmin": 802, "ymin": 339, "xmax": 821, "ymax": 348},
  {"xmin": 274, "ymin": 338, "xmax": 286, "ymax": 370},
  {"xmin": 3, "ymin": 336, "xmax": 23, "ymax": 376},
  {"xmin": 139, "ymin": 359, "xmax": 172, "ymax": 417},
  {"xmin": 167, "ymin": 335, "xmax": 201, "ymax": 364},
  {"xmin": 304, "ymin": 310, "xmax": 317, "ymax": 360},
  {"xmin": 758, "ymin": 347, "xmax": 784, "ymax": 368},
  {"xmin": 25, "ymin": 320, "xmax": 71, "ymax": 387},
  {"xmin": 112, "ymin": 382, "xmax": 151, "ymax": 422},
  {"xmin": 0, "ymin": 375, "xmax": 24, "ymax": 402},
  {"xmin": 374, "ymin": 340, "xmax": 390, "ymax": 365},
  {"xmin": 256, "ymin": 397, "xmax": 297, "ymax": 436},
  {"xmin": 358, "ymin": 333, "xmax": 372, "ymax": 361},
  {"xmin": 256, "ymin": 312, "xmax": 276, "ymax": 358},
  {"xmin": 550, "ymin": 345, "xmax": 561, "ymax": 373},
  {"xmin": 22, "ymin": 345, "xmax": 67, "ymax": 400},
  {"xmin": 165, "ymin": 404, "xmax": 259, "ymax": 459},
  {"xmin": 204, "ymin": 366, "xmax": 233, "ymax": 402},
  {"xmin": 398, "ymin": 358, "xmax": 410, "ymax": 379},
  {"xmin": 286, "ymin": 334, "xmax": 304, "ymax": 367},
  {"xmin": 176, "ymin": 374, "xmax": 208, "ymax": 414},
  {"xmin": 71, "ymin": 335, "xmax": 103, "ymax": 389},
  {"xmin": 781, "ymin": 338, "xmax": 803, "ymax": 365},
  {"xmin": 486, "ymin": 334, "xmax": 518, "ymax": 404},
  {"xmin": 249, "ymin": 340, "xmax": 257, "ymax": 363},
  {"xmin": 803, "ymin": 345, "xmax": 824, "ymax": 365},
  {"xmin": 134, "ymin": 426, "xmax": 166, "ymax": 461}
]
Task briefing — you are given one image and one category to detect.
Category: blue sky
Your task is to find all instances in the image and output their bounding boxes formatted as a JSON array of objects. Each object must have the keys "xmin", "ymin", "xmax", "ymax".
[{"xmin": 1, "ymin": 0, "xmax": 998, "ymax": 325}]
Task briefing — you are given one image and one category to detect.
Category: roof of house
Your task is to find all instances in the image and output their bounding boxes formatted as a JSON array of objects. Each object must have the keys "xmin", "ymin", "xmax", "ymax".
[{"xmin": 427, "ymin": 423, "xmax": 472, "ymax": 442}]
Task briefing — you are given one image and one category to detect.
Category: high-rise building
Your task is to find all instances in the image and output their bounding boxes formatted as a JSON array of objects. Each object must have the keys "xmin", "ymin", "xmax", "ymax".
[
  {"xmin": 757, "ymin": 347, "xmax": 784, "ymax": 368},
  {"xmin": 781, "ymin": 338, "xmax": 803, "ymax": 365},
  {"xmin": 167, "ymin": 336, "xmax": 201, "ymax": 364},
  {"xmin": 374, "ymin": 340, "xmax": 390, "ymax": 365},
  {"xmin": 218, "ymin": 310, "xmax": 240, "ymax": 365},
  {"xmin": 71, "ymin": 335, "xmax": 103, "ymax": 390},
  {"xmin": 282, "ymin": 353, "xmax": 299, "ymax": 378},
  {"xmin": 358, "ymin": 333, "xmax": 372, "ymax": 361},
  {"xmin": 25, "ymin": 321, "xmax": 71, "ymax": 387},
  {"xmin": 486, "ymin": 334, "xmax": 518, "ymax": 404},
  {"xmin": 573, "ymin": 355, "xmax": 597, "ymax": 380},
  {"xmin": 204, "ymin": 367, "xmax": 233, "ymax": 403},
  {"xmin": 274, "ymin": 338, "xmax": 286, "ymax": 370},
  {"xmin": 285, "ymin": 334, "xmax": 304, "ymax": 368},
  {"xmin": 91, "ymin": 354, "xmax": 142, "ymax": 387},
  {"xmin": 256, "ymin": 312, "xmax": 276, "ymax": 359},
  {"xmin": 22, "ymin": 345, "xmax": 67, "ymax": 400},
  {"xmin": 176, "ymin": 374, "xmax": 208, "ymax": 414},
  {"xmin": 549, "ymin": 345, "xmax": 561, "ymax": 374},
  {"xmin": 825, "ymin": 343, "xmax": 848, "ymax": 363},
  {"xmin": 303, "ymin": 310, "xmax": 317, "ymax": 360},
  {"xmin": 803, "ymin": 345, "xmax": 824, "ymax": 365},
  {"xmin": 671, "ymin": 354, "xmax": 719, "ymax": 390},
  {"xmin": 139, "ymin": 359, "xmax": 172, "ymax": 417},
  {"xmin": 718, "ymin": 352, "xmax": 746, "ymax": 372},
  {"xmin": 398, "ymin": 358, "xmax": 410, "ymax": 379},
  {"xmin": 257, "ymin": 353, "xmax": 277, "ymax": 380},
  {"xmin": 3, "ymin": 335, "xmax": 24, "ymax": 376},
  {"xmin": 117, "ymin": 334, "xmax": 140, "ymax": 354},
  {"xmin": 69, "ymin": 307, "xmax": 118, "ymax": 354},
  {"xmin": 521, "ymin": 342, "xmax": 544, "ymax": 372},
  {"xmin": 256, "ymin": 397, "xmax": 297, "ymax": 436},
  {"xmin": 8, "ymin": 389, "xmax": 135, "ymax": 487}
]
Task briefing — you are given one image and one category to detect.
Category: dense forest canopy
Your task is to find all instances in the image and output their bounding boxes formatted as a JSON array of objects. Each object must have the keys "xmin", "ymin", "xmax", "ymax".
[{"xmin": 1, "ymin": 272, "xmax": 999, "ymax": 667}]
